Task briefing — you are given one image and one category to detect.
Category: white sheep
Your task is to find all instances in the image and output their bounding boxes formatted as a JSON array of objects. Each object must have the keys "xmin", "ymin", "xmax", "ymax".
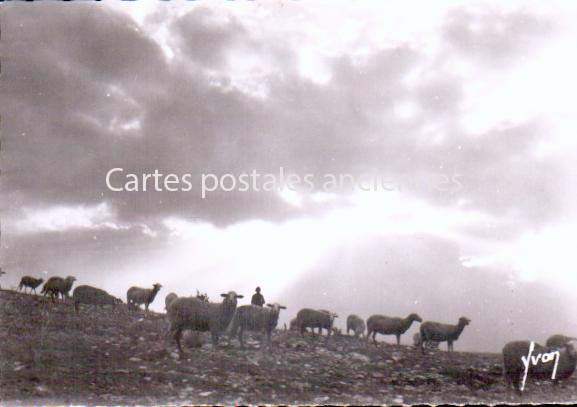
[
  {"xmin": 167, "ymin": 290, "xmax": 244, "ymax": 354},
  {"xmin": 419, "ymin": 316, "xmax": 470, "ymax": 353},
  {"xmin": 165, "ymin": 292, "xmax": 178, "ymax": 310},
  {"xmin": 229, "ymin": 303, "xmax": 287, "ymax": 348},
  {"xmin": 126, "ymin": 283, "xmax": 162, "ymax": 311}
]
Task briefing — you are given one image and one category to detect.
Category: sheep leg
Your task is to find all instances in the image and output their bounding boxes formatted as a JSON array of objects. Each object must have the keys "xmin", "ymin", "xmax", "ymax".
[
  {"xmin": 266, "ymin": 329, "xmax": 273, "ymax": 348},
  {"xmin": 238, "ymin": 327, "xmax": 245, "ymax": 349},
  {"xmin": 506, "ymin": 371, "xmax": 522, "ymax": 395},
  {"xmin": 396, "ymin": 334, "xmax": 401, "ymax": 346},
  {"xmin": 211, "ymin": 331, "xmax": 219, "ymax": 347},
  {"xmin": 448, "ymin": 341, "xmax": 453, "ymax": 352},
  {"xmin": 172, "ymin": 327, "xmax": 184, "ymax": 354},
  {"xmin": 372, "ymin": 331, "xmax": 378, "ymax": 346}
]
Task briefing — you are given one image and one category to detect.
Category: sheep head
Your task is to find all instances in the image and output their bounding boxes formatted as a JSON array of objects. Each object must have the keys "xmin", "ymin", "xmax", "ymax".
[
  {"xmin": 266, "ymin": 303, "xmax": 287, "ymax": 314},
  {"xmin": 408, "ymin": 313, "xmax": 423, "ymax": 323},
  {"xmin": 65, "ymin": 276, "xmax": 77, "ymax": 282},
  {"xmin": 220, "ymin": 291, "xmax": 244, "ymax": 301},
  {"xmin": 458, "ymin": 317, "xmax": 471, "ymax": 326},
  {"xmin": 153, "ymin": 283, "xmax": 162, "ymax": 291},
  {"xmin": 319, "ymin": 309, "xmax": 338, "ymax": 320}
]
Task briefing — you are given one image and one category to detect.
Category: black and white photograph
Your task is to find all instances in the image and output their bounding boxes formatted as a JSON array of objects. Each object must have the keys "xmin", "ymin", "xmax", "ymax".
[{"xmin": 2, "ymin": 0, "xmax": 577, "ymax": 405}]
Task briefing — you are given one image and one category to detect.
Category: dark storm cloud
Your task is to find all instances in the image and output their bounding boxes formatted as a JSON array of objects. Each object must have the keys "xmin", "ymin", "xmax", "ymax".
[
  {"xmin": 0, "ymin": 1, "xmax": 565, "ymax": 289},
  {"xmin": 1, "ymin": 3, "xmax": 293, "ymax": 225},
  {"xmin": 173, "ymin": 7, "xmax": 248, "ymax": 69},
  {"xmin": 1, "ymin": 3, "xmax": 562, "ymax": 230}
]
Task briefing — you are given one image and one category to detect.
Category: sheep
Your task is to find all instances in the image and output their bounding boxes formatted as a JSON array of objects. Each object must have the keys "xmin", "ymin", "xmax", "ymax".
[
  {"xmin": 502, "ymin": 340, "xmax": 577, "ymax": 393},
  {"xmin": 346, "ymin": 314, "xmax": 366, "ymax": 338},
  {"xmin": 366, "ymin": 313, "xmax": 422, "ymax": 346},
  {"xmin": 295, "ymin": 308, "xmax": 338, "ymax": 337},
  {"xmin": 229, "ymin": 303, "xmax": 287, "ymax": 348},
  {"xmin": 289, "ymin": 317, "xmax": 312, "ymax": 333},
  {"xmin": 18, "ymin": 276, "xmax": 44, "ymax": 295},
  {"xmin": 546, "ymin": 334, "xmax": 577, "ymax": 348},
  {"xmin": 413, "ymin": 332, "xmax": 439, "ymax": 349},
  {"xmin": 72, "ymin": 285, "xmax": 123, "ymax": 312},
  {"xmin": 126, "ymin": 283, "xmax": 162, "ymax": 311},
  {"xmin": 196, "ymin": 289, "xmax": 209, "ymax": 302},
  {"xmin": 420, "ymin": 316, "xmax": 471, "ymax": 353},
  {"xmin": 167, "ymin": 290, "xmax": 244, "ymax": 354},
  {"xmin": 41, "ymin": 276, "xmax": 76, "ymax": 301},
  {"xmin": 165, "ymin": 292, "xmax": 178, "ymax": 310}
]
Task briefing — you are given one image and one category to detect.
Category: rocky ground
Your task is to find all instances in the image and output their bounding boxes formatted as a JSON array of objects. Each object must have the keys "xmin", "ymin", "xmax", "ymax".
[{"xmin": 1, "ymin": 289, "xmax": 576, "ymax": 405}]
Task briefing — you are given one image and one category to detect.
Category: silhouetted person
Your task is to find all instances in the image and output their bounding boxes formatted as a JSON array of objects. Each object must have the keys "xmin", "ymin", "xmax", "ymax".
[{"xmin": 251, "ymin": 286, "xmax": 265, "ymax": 307}]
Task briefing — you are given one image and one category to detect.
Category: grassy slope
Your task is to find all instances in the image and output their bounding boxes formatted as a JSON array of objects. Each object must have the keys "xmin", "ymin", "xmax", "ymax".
[{"xmin": 1, "ymin": 289, "xmax": 576, "ymax": 405}]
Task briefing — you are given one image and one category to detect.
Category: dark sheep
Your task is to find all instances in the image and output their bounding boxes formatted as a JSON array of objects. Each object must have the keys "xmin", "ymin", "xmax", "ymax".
[
  {"xmin": 72, "ymin": 285, "xmax": 123, "ymax": 312},
  {"xmin": 41, "ymin": 276, "xmax": 76, "ymax": 301},
  {"xmin": 502, "ymin": 340, "xmax": 577, "ymax": 393},
  {"xmin": 420, "ymin": 317, "xmax": 470, "ymax": 353},
  {"xmin": 295, "ymin": 308, "xmax": 338, "ymax": 337},
  {"xmin": 546, "ymin": 334, "xmax": 577, "ymax": 348},
  {"xmin": 18, "ymin": 276, "xmax": 44, "ymax": 295},
  {"xmin": 367, "ymin": 313, "xmax": 422, "ymax": 346},
  {"xmin": 346, "ymin": 314, "xmax": 366, "ymax": 338}
]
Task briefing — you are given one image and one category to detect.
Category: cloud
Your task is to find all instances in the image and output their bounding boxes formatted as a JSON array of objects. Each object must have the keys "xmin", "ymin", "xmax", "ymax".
[
  {"xmin": 1, "ymin": 2, "xmax": 566, "ymax": 229},
  {"xmin": 173, "ymin": 7, "xmax": 248, "ymax": 69},
  {"xmin": 2, "ymin": 1, "xmax": 577, "ymax": 351},
  {"xmin": 443, "ymin": 8, "xmax": 553, "ymax": 68},
  {"xmin": 15, "ymin": 202, "xmax": 116, "ymax": 234}
]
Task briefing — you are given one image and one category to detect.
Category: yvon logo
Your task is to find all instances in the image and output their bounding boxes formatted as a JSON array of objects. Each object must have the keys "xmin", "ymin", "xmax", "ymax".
[{"xmin": 520, "ymin": 341, "xmax": 560, "ymax": 391}]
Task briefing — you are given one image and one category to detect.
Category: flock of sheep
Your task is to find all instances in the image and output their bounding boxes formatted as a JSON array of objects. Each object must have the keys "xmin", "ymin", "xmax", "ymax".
[{"xmin": 14, "ymin": 274, "xmax": 577, "ymax": 394}]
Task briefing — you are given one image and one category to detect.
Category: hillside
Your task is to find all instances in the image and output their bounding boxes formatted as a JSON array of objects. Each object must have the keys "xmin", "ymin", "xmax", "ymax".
[{"xmin": 1, "ymin": 289, "xmax": 576, "ymax": 405}]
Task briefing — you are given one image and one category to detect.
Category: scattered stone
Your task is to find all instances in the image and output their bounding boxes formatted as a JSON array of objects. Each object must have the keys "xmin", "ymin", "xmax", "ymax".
[{"xmin": 350, "ymin": 352, "xmax": 370, "ymax": 363}]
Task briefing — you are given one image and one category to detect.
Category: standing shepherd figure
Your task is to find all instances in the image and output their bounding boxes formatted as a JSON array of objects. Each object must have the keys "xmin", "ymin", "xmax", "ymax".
[{"xmin": 251, "ymin": 286, "xmax": 265, "ymax": 307}]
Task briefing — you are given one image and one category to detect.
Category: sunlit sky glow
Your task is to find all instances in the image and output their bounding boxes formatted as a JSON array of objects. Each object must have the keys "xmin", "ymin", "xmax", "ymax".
[{"xmin": 3, "ymin": 0, "xmax": 577, "ymax": 351}]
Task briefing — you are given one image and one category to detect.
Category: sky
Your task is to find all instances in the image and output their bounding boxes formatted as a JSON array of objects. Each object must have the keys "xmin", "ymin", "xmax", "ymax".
[{"xmin": 2, "ymin": 0, "xmax": 577, "ymax": 352}]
